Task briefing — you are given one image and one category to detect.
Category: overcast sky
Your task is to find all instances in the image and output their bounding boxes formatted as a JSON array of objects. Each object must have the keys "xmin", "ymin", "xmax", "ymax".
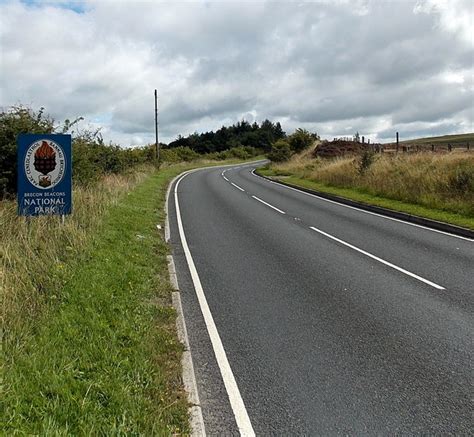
[{"xmin": 1, "ymin": 0, "xmax": 473, "ymax": 146}]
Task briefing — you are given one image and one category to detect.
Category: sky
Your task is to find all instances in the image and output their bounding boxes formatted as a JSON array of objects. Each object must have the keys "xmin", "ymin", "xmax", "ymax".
[{"xmin": 0, "ymin": 0, "xmax": 473, "ymax": 146}]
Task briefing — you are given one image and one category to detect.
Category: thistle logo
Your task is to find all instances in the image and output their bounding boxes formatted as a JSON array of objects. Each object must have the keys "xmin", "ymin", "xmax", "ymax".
[{"xmin": 24, "ymin": 139, "xmax": 66, "ymax": 189}]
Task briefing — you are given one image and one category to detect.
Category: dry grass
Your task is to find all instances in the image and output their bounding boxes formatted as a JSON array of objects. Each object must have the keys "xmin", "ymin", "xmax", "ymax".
[
  {"xmin": 272, "ymin": 150, "xmax": 474, "ymax": 217},
  {"xmin": 1, "ymin": 166, "xmax": 151, "ymax": 336}
]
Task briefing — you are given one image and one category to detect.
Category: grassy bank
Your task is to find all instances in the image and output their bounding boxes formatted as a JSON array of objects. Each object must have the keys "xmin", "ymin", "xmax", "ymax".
[
  {"xmin": 261, "ymin": 151, "xmax": 474, "ymax": 230},
  {"xmin": 399, "ymin": 132, "xmax": 474, "ymax": 146},
  {"xmin": 1, "ymin": 158, "xmax": 259, "ymax": 433}
]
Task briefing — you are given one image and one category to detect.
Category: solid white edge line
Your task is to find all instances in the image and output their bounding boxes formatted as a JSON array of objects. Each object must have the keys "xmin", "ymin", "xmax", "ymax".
[
  {"xmin": 231, "ymin": 182, "xmax": 245, "ymax": 192},
  {"xmin": 309, "ymin": 226, "xmax": 446, "ymax": 290},
  {"xmin": 251, "ymin": 195, "xmax": 286, "ymax": 214},
  {"xmin": 174, "ymin": 172, "xmax": 256, "ymax": 437},
  {"xmin": 223, "ymin": 176, "xmax": 229, "ymax": 181},
  {"xmin": 251, "ymin": 169, "xmax": 473, "ymax": 242}
]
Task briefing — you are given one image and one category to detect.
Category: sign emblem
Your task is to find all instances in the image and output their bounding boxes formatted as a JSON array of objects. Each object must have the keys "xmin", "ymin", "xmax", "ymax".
[
  {"xmin": 17, "ymin": 134, "xmax": 72, "ymax": 216},
  {"xmin": 24, "ymin": 140, "xmax": 66, "ymax": 189}
]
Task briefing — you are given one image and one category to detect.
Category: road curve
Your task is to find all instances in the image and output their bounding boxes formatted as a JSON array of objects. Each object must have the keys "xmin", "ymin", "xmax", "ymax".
[{"xmin": 168, "ymin": 161, "xmax": 474, "ymax": 435}]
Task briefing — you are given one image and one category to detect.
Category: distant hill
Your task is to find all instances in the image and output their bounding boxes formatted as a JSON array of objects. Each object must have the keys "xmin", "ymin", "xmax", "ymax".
[{"xmin": 399, "ymin": 133, "xmax": 473, "ymax": 146}]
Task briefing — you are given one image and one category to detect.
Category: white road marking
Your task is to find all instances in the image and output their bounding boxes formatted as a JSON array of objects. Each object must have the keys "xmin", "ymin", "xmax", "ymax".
[
  {"xmin": 251, "ymin": 195, "xmax": 286, "ymax": 214},
  {"xmin": 223, "ymin": 175, "xmax": 229, "ymax": 182},
  {"xmin": 251, "ymin": 170, "xmax": 473, "ymax": 242},
  {"xmin": 231, "ymin": 182, "xmax": 245, "ymax": 192},
  {"xmin": 309, "ymin": 226, "xmax": 445, "ymax": 290},
  {"xmin": 175, "ymin": 173, "xmax": 255, "ymax": 437}
]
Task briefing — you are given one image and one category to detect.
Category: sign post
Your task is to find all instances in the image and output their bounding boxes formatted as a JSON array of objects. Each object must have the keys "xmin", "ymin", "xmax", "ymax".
[{"xmin": 17, "ymin": 134, "xmax": 72, "ymax": 217}]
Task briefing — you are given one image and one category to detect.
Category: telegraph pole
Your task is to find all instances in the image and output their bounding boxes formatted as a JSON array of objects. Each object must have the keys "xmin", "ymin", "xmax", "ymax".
[{"xmin": 154, "ymin": 89, "xmax": 159, "ymax": 161}]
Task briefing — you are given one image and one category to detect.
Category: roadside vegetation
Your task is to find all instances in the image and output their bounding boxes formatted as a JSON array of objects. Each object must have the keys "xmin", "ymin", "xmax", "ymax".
[
  {"xmin": 2, "ymin": 166, "xmax": 190, "ymax": 433},
  {"xmin": 262, "ymin": 140, "xmax": 474, "ymax": 229},
  {"xmin": 0, "ymin": 105, "xmax": 263, "ymax": 433}
]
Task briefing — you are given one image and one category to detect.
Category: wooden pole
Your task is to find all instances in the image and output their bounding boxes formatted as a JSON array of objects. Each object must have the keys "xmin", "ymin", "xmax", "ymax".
[{"xmin": 154, "ymin": 89, "xmax": 159, "ymax": 161}]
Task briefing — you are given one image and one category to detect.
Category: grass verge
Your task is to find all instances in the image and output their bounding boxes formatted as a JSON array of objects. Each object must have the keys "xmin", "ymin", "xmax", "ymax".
[
  {"xmin": 257, "ymin": 167, "xmax": 474, "ymax": 230},
  {"xmin": 2, "ymin": 158, "xmax": 261, "ymax": 434}
]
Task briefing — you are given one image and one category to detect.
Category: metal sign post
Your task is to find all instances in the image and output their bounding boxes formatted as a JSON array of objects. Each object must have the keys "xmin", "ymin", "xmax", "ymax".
[{"xmin": 17, "ymin": 134, "xmax": 72, "ymax": 217}]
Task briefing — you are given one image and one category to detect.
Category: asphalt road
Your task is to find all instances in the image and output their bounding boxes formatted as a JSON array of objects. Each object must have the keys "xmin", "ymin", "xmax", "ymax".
[{"xmin": 168, "ymin": 161, "xmax": 474, "ymax": 436}]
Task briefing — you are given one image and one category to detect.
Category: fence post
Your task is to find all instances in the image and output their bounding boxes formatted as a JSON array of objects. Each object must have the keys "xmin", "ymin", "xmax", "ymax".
[
  {"xmin": 448, "ymin": 143, "xmax": 452, "ymax": 152},
  {"xmin": 467, "ymin": 142, "xmax": 470, "ymax": 151},
  {"xmin": 396, "ymin": 132, "xmax": 399, "ymax": 153},
  {"xmin": 431, "ymin": 144, "xmax": 434, "ymax": 152}
]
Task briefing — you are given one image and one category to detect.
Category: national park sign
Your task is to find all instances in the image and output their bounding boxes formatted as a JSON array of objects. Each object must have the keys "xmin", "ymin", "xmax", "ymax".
[{"xmin": 17, "ymin": 134, "xmax": 72, "ymax": 216}]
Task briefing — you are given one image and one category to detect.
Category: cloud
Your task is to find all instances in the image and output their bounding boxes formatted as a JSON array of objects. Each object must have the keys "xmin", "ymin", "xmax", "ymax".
[{"xmin": 0, "ymin": 0, "xmax": 472, "ymax": 146}]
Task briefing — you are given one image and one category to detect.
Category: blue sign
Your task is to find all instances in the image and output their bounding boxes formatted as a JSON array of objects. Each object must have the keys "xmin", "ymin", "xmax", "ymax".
[{"xmin": 17, "ymin": 134, "xmax": 72, "ymax": 216}]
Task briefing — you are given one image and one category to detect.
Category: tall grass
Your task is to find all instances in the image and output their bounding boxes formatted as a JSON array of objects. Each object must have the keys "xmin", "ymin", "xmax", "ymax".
[
  {"xmin": 1, "ymin": 166, "xmax": 151, "ymax": 338},
  {"xmin": 272, "ymin": 152, "xmax": 474, "ymax": 217},
  {"xmin": 2, "ymin": 164, "xmax": 194, "ymax": 434}
]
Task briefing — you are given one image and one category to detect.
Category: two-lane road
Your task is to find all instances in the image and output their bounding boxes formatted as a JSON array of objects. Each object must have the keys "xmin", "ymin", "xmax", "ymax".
[{"xmin": 168, "ymin": 162, "xmax": 473, "ymax": 435}]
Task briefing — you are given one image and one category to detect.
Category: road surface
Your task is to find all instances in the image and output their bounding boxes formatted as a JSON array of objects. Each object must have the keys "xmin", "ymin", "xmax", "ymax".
[{"xmin": 168, "ymin": 161, "xmax": 473, "ymax": 435}]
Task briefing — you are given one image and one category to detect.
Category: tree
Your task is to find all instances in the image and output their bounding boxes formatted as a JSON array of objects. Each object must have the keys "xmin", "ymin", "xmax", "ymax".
[
  {"xmin": 167, "ymin": 119, "xmax": 286, "ymax": 155},
  {"xmin": 288, "ymin": 128, "xmax": 316, "ymax": 153}
]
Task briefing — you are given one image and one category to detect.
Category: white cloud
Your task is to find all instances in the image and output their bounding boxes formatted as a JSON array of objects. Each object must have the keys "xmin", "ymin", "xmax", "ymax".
[{"xmin": 0, "ymin": 0, "xmax": 472, "ymax": 146}]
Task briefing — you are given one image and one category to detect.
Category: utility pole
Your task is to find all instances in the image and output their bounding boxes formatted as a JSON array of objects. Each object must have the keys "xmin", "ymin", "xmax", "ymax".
[{"xmin": 154, "ymin": 89, "xmax": 159, "ymax": 161}]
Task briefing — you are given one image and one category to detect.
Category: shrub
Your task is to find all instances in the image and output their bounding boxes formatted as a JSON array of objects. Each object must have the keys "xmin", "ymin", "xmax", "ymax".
[
  {"xmin": 358, "ymin": 150, "xmax": 376, "ymax": 175},
  {"xmin": 288, "ymin": 128, "xmax": 318, "ymax": 153},
  {"xmin": 0, "ymin": 106, "xmax": 54, "ymax": 196},
  {"xmin": 174, "ymin": 146, "xmax": 200, "ymax": 162},
  {"xmin": 269, "ymin": 140, "xmax": 292, "ymax": 162}
]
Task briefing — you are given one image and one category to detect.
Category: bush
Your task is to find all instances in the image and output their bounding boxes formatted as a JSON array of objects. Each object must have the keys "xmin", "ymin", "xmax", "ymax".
[
  {"xmin": 288, "ymin": 128, "xmax": 318, "ymax": 153},
  {"xmin": 174, "ymin": 146, "xmax": 200, "ymax": 162},
  {"xmin": 156, "ymin": 146, "xmax": 196, "ymax": 163},
  {"xmin": 0, "ymin": 105, "xmax": 154, "ymax": 195},
  {"xmin": 269, "ymin": 140, "xmax": 292, "ymax": 162},
  {"xmin": 0, "ymin": 106, "xmax": 54, "ymax": 196},
  {"xmin": 161, "ymin": 145, "xmax": 260, "ymax": 163},
  {"xmin": 358, "ymin": 150, "xmax": 376, "ymax": 175}
]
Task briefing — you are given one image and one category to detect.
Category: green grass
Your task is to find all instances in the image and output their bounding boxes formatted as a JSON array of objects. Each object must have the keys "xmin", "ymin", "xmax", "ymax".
[
  {"xmin": 257, "ymin": 167, "xmax": 474, "ymax": 230},
  {"xmin": 2, "ymin": 167, "xmax": 189, "ymax": 434},
  {"xmin": 2, "ymin": 158, "xmax": 263, "ymax": 434}
]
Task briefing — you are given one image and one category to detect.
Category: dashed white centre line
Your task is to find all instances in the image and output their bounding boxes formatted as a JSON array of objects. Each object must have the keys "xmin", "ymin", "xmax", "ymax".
[
  {"xmin": 309, "ymin": 226, "xmax": 445, "ymax": 290},
  {"xmin": 231, "ymin": 182, "xmax": 245, "ymax": 192},
  {"xmin": 252, "ymin": 195, "xmax": 286, "ymax": 214}
]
